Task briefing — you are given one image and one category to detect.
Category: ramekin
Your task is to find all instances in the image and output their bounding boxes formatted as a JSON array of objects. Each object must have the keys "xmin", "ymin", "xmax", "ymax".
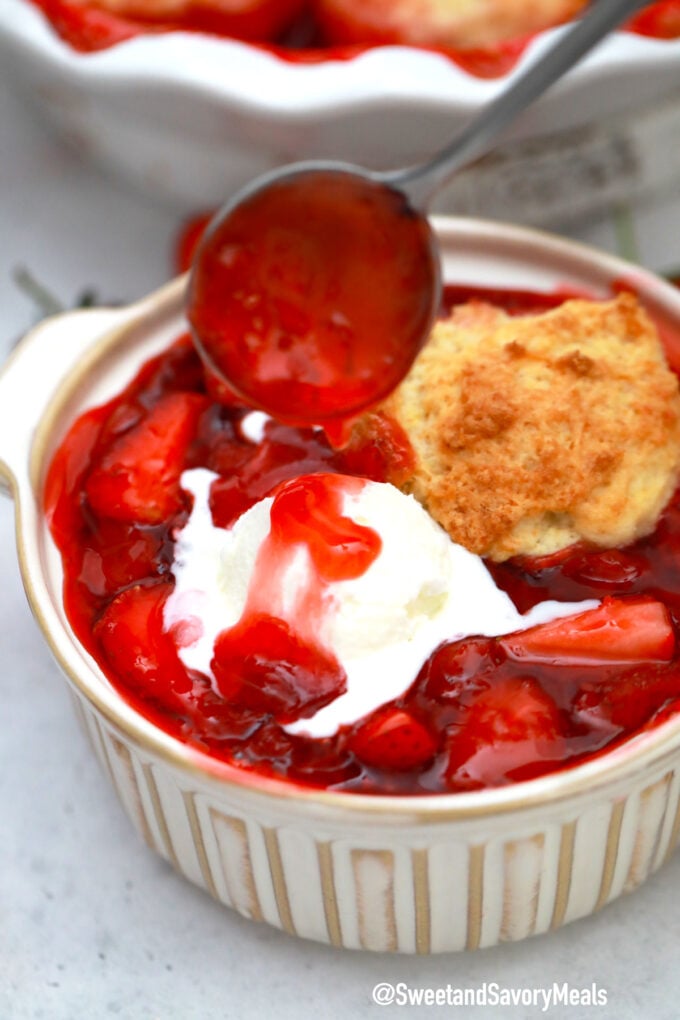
[{"xmin": 3, "ymin": 218, "xmax": 680, "ymax": 953}]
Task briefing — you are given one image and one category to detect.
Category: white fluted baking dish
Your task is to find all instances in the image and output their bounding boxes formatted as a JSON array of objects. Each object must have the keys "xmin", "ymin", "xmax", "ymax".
[
  {"xmin": 3, "ymin": 218, "xmax": 680, "ymax": 952},
  {"xmin": 1, "ymin": 0, "xmax": 679, "ymax": 224}
]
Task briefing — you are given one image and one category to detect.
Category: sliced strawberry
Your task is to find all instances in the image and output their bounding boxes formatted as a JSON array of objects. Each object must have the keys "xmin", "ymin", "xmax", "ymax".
[
  {"xmin": 85, "ymin": 392, "xmax": 208, "ymax": 524},
  {"xmin": 208, "ymin": 420, "xmax": 338, "ymax": 528},
  {"xmin": 574, "ymin": 662, "xmax": 680, "ymax": 732},
  {"xmin": 212, "ymin": 615, "xmax": 347, "ymax": 724},
  {"xmin": 78, "ymin": 518, "xmax": 169, "ymax": 598},
  {"xmin": 419, "ymin": 636, "xmax": 503, "ymax": 705},
  {"xmin": 445, "ymin": 675, "xmax": 565, "ymax": 789},
  {"xmin": 348, "ymin": 707, "xmax": 438, "ymax": 771},
  {"xmin": 339, "ymin": 411, "xmax": 415, "ymax": 488},
  {"xmin": 44, "ymin": 406, "xmax": 107, "ymax": 543},
  {"xmin": 500, "ymin": 597, "xmax": 675, "ymax": 665},
  {"xmin": 94, "ymin": 582, "xmax": 192, "ymax": 702}
]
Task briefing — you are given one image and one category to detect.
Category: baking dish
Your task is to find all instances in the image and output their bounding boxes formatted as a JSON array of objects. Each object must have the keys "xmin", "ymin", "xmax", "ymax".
[
  {"xmin": 3, "ymin": 218, "xmax": 680, "ymax": 952},
  {"xmin": 1, "ymin": 0, "xmax": 679, "ymax": 223}
]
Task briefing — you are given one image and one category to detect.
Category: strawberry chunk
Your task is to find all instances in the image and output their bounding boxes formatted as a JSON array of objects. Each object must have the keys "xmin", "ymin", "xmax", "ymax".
[
  {"xmin": 212, "ymin": 615, "xmax": 347, "ymax": 724},
  {"xmin": 574, "ymin": 662, "xmax": 680, "ymax": 732},
  {"xmin": 419, "ymin": 636, "xmax": 503, "ymax": 705},
  {"xmin": 44, "ymin": 406, "xmax": 108, "ymax": 543},
  {"xmin": 94, "ymin": 582, "xmax": 192, "ymax": 702},
  {"xmin": 500, "ymin": 597, "xmax": 675, "ymax": 665},
  {"xmin": 348, "ymin": 707, "xmax": 438, "ymax": 771},
  {"xmin": 77, "ymin": 518, "xmax": 169, "ymax": 598},
  {"xmin": 445, "ymin": 675, "xmax": 565, "ymax": 789},
  {"xmin": 85, "ymin": 392, "xmax": 208, "ymax": 524}
]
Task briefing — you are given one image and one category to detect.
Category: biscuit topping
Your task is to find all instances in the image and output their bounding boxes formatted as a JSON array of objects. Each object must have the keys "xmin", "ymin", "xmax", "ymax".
[{"xmin": 376, "ymin": 293, "xmax": 680, "ymax": 560}]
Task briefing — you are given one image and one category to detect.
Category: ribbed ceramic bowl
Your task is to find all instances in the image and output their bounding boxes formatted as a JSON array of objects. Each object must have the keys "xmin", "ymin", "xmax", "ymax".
[
  {"xmin": 4, "ymin": 218, "xmax": 680, "ymax": 953},
  {"xmin": 1, "ymin": 0, "xmax": 680, "ymax": 223}
]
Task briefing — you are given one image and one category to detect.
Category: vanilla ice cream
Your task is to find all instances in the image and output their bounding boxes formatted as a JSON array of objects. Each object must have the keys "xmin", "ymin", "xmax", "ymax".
[{"xmin": 164, "ymin": 468, "xmax": 597, "ymax": 737}]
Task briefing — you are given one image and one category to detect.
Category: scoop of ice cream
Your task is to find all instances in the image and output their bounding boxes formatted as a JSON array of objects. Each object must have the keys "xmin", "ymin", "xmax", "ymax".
[{"xmin": 164, "ymin": 468, "xmax": 596, "ymax": 737}]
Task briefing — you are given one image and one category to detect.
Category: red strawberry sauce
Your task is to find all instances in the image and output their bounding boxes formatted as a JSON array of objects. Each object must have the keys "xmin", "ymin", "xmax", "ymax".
[
  {"xmin": 187, "ymin": 170, "xmax": 438, "ymax": 440},
  {"xmin": 44, "ymin": 284, "xmax": 680, "ymax": 795},
  {"xmin": 210, "ymin": 474, "xmax": 381, "ymax": 725}
]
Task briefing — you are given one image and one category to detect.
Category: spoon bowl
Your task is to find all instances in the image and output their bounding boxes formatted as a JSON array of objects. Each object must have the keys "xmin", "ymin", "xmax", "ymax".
[
  {"xmin": 187, "ymin": 163, "xmax": 441, "ymax": 432},
  {"xmin": 188, "ymin": 0, "xmax": 650, "ymax": 425}
]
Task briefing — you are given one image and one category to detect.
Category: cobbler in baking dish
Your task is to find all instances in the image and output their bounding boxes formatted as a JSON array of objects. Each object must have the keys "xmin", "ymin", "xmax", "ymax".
[
  {"xmin": 43, "ymin": 280, "xmax": 680, "ymax": 795},
  {"xmin": 27, "ymin": 0, "xmax": 680, "ymax": 72}
]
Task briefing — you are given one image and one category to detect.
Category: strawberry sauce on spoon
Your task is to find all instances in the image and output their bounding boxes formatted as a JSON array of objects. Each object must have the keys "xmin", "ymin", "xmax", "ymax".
[
  {"xmin": 187, "ymin": 168, "xmax": 439, "ymax": 438},
  {"xmin": 187, "ymin": 0, "xmax": 648, "ymax": 436}
]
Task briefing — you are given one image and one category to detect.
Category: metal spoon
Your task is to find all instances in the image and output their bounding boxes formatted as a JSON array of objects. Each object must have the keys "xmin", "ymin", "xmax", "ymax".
[{"xmin": 188, "ymin": 0, "xmax": 650, "ymax": 428}]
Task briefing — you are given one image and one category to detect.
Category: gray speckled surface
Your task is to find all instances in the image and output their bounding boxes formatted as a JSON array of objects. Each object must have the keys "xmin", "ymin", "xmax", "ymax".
[{"xmin": 3, "ymin": 76, "xmax": 680, "ymax": 1020}]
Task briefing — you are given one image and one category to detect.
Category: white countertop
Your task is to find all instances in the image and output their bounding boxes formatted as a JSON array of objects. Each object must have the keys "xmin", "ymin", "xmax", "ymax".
[{"xmin": 3, "ymin": 76, "xmax": 680, "ymax": 1020}]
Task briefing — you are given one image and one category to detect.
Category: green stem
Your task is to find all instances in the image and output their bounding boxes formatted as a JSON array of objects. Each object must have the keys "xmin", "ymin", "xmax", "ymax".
[
  {"xmin": 612, "ymin": 204, "xmax": 640, "ymax": 265},
  {"xmin": 13, "ymin": 266, "xmax": 64, "ymax": 317}
]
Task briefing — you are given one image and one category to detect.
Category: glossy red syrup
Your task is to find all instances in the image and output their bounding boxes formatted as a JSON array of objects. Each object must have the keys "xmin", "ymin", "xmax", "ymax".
[
  {"xmin": 44, "ymin": 285, "xmax": 680, "ymax": 795},
  {"xmin": 210, "ymin": 473, "xmax": 380, "ymax": 723},
  {"xmin": 27, "ymin": 0, "xmax": 680, "ymax": 76},
  {"xmin": 187, "ymin": 170, "xmax": 438, "ymax": 436}
]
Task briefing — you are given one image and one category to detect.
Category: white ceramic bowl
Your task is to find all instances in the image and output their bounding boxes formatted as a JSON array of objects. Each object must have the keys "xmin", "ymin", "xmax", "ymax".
[
  {"xmin": 4, "ymin": 218, "xmax": 680, "ymax": 953},
  {"xmin": 1, "ymin": 0, "xmax": 680, "ymax": 223}
]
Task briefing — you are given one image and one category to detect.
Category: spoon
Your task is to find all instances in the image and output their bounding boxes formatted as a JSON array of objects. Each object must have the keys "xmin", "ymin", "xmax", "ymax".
[{"xmin": 187, "ymin": 0, "xmax": 649, "ymax": 435}]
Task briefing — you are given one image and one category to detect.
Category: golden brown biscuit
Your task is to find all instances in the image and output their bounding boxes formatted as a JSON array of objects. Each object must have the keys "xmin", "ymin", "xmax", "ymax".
[{"xmin": 374, "ymin": 293, "xmax": 680, "ymax": 561}]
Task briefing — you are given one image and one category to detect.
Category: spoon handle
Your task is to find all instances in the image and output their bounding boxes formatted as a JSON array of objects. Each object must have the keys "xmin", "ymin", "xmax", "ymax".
[{"xmin": 385, "ymin": 0, "xmax": 651, "ymax": 207}]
